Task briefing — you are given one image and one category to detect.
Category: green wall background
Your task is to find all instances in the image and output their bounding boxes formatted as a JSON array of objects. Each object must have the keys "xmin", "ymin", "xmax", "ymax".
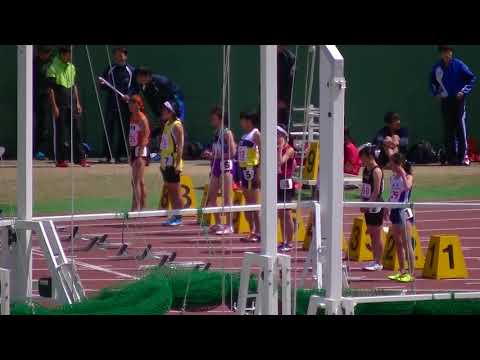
[{"xmin": 1, "ymin": 45, "xmax": 479, "ymax": 158}]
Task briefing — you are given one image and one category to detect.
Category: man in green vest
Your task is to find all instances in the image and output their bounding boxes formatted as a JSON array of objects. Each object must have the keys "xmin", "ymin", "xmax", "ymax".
[{"xmin": 47, "ymin": 46, "xmax": 89, "ymax": 167}]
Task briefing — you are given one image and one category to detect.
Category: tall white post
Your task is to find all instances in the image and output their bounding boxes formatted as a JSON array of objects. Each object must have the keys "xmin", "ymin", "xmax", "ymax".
[
  {"xmin": 319, "ymin": 46, "xmax": 345, "ymax": 314},
  {"xmin": 14, "ymin": 45, "xmax": 33, "ymax": 301},
  {"xmin": 260, "ymin": 45, "xmax": 278, "ymax": 315}
]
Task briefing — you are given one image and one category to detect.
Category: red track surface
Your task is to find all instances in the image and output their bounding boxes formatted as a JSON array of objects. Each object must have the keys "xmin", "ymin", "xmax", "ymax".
[{"xmin": 30, "ymin": 202, "xmax": 480, "ymax": 314}]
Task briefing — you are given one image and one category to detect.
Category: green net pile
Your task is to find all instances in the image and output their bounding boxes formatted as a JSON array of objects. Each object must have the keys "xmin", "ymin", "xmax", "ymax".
[
  {"xmin": 295, "ymin": 289, "xmax": 480, "ymax": 315},
  {"xmin": 9, "ymin": 268, "xmax": 480, "ymax": 315},
  {"xmin": 10, "ymin": 268, "xmax": 257, "ymax": 315}
]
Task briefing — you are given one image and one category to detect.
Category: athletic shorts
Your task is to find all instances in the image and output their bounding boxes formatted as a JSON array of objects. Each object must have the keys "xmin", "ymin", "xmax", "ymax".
[
  {"xmin": 161, "ymin": 166, "xmax": 180, "ymax": 183},
  {"xmin": 278, "ymin": 188, "xmax": 295, "ymax": 203},
  {"xmin": 211, "ymin": 159, "xmax": 233, "ymax": 178},
  {"xmin": 364, "ymin": 209, "xmax": 384, "ymax": 227},
  {"xmin": 390, "ymin": 209, "xmax": 414, "ymax": 225},
  {"xmin": 130, "ymin": 146, "xmax": 149, "ymax": 165},
  {"xmin": 239, "ymin": 166, "xmax": 260, "ymax": 190}
]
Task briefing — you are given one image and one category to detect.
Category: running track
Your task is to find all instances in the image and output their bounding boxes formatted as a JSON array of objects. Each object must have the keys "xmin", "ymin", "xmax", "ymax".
[{"xmin": 30, "ymin": 202, "xmax": 480, "ymax": 314}]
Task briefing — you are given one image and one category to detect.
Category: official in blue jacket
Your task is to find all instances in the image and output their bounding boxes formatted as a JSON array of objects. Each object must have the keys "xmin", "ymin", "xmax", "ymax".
[
  {"xmin": 430, "ymin": 45, "xmax": 476, "ymax": 166},
  {"xmin": 99, "ymin": 47, "xmax": 135, "ymax": 163}
]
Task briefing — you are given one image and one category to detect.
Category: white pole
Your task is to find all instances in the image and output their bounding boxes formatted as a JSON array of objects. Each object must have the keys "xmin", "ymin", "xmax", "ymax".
[
  {"xmin": 319, "ymin": 46, "xmax": 345, "ymax": 314},
  {"xmin": 14, "ymin": 45, "xmax": 33, "ymax": 301},
  {"xmin": 260, "ymin": 45, "xmax": 278, "ymax": 314}
]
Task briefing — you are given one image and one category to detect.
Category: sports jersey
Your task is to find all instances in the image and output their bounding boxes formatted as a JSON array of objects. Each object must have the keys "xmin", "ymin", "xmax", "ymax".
[
  {"xmin": 388, "ymin": 174, "xmax": 412, "ymax": 203},
  {"xmin": 238, "ymin": 128, "xmax": 260, "ymax": 168},
  {"xmin": 278, "ymin": 144, "xmax": 296, "ymax": 190},
  {"xmin": 211, "ymin": 128, "xmax": 233, "ymax": 177},
  {"xmin": 160, "ymin": 118, "xmax": 183, "ymax": 171}
]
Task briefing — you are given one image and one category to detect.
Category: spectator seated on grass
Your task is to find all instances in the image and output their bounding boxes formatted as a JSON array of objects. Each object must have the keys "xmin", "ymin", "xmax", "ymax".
[
  {"xmin": 344, "ymin": 127, "xmax": 361, "ymax": 176},
  {"xmin": 372, "ymin": 112, "xmax": 408, "ymax": 168}
]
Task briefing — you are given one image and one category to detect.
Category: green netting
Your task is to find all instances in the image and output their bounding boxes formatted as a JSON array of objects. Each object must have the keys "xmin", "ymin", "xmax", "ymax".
[
  {"xmin": 10, "ymin": 268, "xmax": 257, "ymax": 315},
  {"xmin": 9, "ymin": 267, "xmax": 480, "ymax": 315},
  {"xmin": 295, "ymin": 289, "xmax": 480, "ymax": 315}
]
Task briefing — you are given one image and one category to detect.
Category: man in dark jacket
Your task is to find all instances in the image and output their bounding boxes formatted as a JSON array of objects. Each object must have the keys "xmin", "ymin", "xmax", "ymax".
[
  {"xmin": 33, "ymin": 45, "xmax": 53, "ymax": 160},
  {"xmin": 372, "ymin": 112, "xmax": 409, "ymax": 168},
  {"xmin": 99, "ymin": 46, "xmax": 135, "ymax": 163},
  {"xmin": 430, "ymin": 45, "xmax": 476, "ymax": 166},
  {"xmin": 131, "ymin": 67, "xmax": 185, "ymax": 122}
]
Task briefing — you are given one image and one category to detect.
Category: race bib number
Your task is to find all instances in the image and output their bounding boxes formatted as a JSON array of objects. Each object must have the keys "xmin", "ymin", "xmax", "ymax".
[
  {"xmin": 129, "ymin": 125, "xmax": 138, "ymax": 147},
  {"xmin": 135, "ymin": 146, "xmax": 147, "ymax": 158},
  {"xmin": 389, "ymin": 190, "xmax": 401, "ymax": 202},
  {"xmin": 222, "ymin": 160, "xmax": 233, "ymax": 171},
  {"xmin": 279, "ymin": 178, "xmax": 293, "ymax": 190},
  {"xmin": 242, "ymin": 168, "xmax": 255, "ymax": 181},
  {"xmin": 361, "ymin": 183, "xmax": 372, "ymax": 199},
  {"xmin": 238, "ymin": 146, "xmax": 247, "ymax": 163},
  {"xmin": 403, "ymin": 208, "xmax": 414, "ymax": 220},
  {"xmin": 160, "ymin": 135, "xmax": 169, "ymax": 150}
]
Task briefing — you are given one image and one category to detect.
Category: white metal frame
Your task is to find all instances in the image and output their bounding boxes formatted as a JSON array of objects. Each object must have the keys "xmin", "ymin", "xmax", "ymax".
[
  {"xmin": 318, "ymin": 45, "xmax": 346, "ymax": 314},
  {"xmin": 0, "ymin": 268, "xmax": 10, "ymax": 315},
  {"xmin": 14, "ymin": 45, "xmax": 33, "ymax": 302}
]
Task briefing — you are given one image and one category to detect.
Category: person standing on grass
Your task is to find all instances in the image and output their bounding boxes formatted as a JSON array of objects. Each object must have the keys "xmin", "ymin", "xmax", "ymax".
[
  {"xmin": 430, "ymin": 45, "xmax": 476, "ymax": 166},
  {"xmin": 99, "ymin": 46, "xmax": 135, "ymax": 164},
  {"xmin": 385, "ymin": 153, "xmax": 415, "ymax": 283},
  {"xmin": 34, "ymin": 45, "xmax": 53, "ymax": 161},
  {"xmin": 128, "ymin": 95, "xmax": 150, "ymax": 212},
  {"xmin": 159, "ymin": 101, "xmax": 184, "ymax": 226},
  {"xmin": 359, "ymin": 145, "xmax": 385, "ymax": 271},
  {"xmin": 238, "ymin": 112, "xmax": 261, "ymax": 243},
  {"xmin": 277, "ymin": 125, "xmax": 296, "ymax": 252},
  {"xmin": 47, "ymin": 46, "xmax": 89, "ymax": 168},
  {"xmin": 202, "ymin": 106, "xmax": 236, "ymax": 235}
]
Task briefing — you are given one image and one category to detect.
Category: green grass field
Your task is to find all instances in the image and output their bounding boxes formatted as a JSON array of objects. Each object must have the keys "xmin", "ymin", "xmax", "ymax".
[{"xmin": 0, "ymin": 161, "xmax": 479, "ymax": 216}]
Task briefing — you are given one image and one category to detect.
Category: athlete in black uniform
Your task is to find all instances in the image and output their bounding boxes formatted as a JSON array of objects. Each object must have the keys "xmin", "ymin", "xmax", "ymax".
[{"xmin": 359, "ymin": 145, "xmax": 385, "ymax": 271}]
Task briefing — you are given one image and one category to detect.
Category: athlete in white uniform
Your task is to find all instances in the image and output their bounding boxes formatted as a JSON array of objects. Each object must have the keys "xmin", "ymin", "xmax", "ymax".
[{"xmin": 385, "ymin": 153, "xmax": 415, "ymax": 283}]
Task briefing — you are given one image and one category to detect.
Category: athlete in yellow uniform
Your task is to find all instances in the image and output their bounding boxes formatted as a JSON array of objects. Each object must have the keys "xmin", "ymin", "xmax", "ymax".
[
  {"xmin": 238, "ymin": 111, "xmax": 261, "ymax": 243},
  {"xmin": 159, "ymin": 101, "xmax": 184, "ymax": 226}
]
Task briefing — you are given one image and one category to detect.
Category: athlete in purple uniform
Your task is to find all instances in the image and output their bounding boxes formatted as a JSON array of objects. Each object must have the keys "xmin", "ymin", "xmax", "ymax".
[
  {"xmin": 385, "ymin": 153, "xmax": 415, "ymax": 283},
  {"xmin": 202, "ymin": 107, "xmax": 236, "ymax": 235}
]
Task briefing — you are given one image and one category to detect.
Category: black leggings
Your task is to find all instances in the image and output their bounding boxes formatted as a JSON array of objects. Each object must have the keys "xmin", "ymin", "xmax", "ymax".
[{"xmin": 55, "ymin": 107, "xmax": 85, "ymax": 163}]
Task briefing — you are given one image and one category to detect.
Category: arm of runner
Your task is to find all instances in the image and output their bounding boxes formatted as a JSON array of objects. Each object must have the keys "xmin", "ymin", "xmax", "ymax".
[
  {"xmin": 225, "ymin": 130, "xmax": 236, "ymax": 159},
  {"xmin": 173, "ymin": 122, "xmax": 184, "ymax": 173},
  {"xmin": 369, "ymin": 167, "xmax": 382, "ymax": 202}
]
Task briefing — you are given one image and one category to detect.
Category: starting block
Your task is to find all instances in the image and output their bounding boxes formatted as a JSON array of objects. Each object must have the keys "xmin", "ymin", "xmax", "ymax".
[
  {"xmin": 422, "ymin": 235, "xmax": 468, "ymax": 279},
  {"xmin": 108, "ymin": 244, "xmax": 175, "ymax": 262},
  {"xmin": 160, "ymin": 175, "xmax": 197, "ymax": 210},
  {"xmin": 382, "ymin": 226, "xmax": 425, "ymax": 270},
  {"xmin": 348, "ymin": 216, "xmax": 385, "ymax": 262}
]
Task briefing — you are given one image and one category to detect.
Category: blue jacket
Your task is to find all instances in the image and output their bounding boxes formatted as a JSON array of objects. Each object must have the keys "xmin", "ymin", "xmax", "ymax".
[
  {"xmin": 130, "ymin": 73, "xmax": 184, "ymax": 117},
  {"xmin": 100, "ymin": 63, "xmax": 135, "ymax": 111},
  {"xmin": 430, "ymin": 58, "xmax": 476, "ymax": 98}
]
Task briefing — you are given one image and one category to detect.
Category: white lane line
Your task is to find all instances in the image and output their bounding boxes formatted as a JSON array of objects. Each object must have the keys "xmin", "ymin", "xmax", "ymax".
[{"xmin": 32, "ymin": 249, "xmax": 139, "ymax": 281}]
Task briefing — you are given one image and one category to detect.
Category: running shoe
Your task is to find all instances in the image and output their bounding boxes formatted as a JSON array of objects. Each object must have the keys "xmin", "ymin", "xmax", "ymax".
[
  {"xmin": 162, "ymin": 216, "xmax": 181, "ymax": 226},
  {"xmin": 397, "ymin": 273, "xmax": 415, "ymax": 283},
  {"xmin": 240, "ymin": 234, "xmax": 260, "ymax": 243},
  {"xmin": 56, "ymin": 161, "xmax": 69, "ymax": 168},
  {"xmin": 364, "ymin": 263, "xmax": 383, "ymax": 271},
  {"xmin": 35, "ymin": 151, "xmax": 46, "ymax": 161},
  {"xmin": 216, "ymin": 225, "xmax": 234, "ymax": 235},
  {"xmin": 463, "ymin": 156, "xmax": 471, "ymax": 167},
  {"xmin": 278, "ymin": 243, "xmax": 293, "ymax": 252},
  {"xmin": 209, "ymin": 224, "xmax": 222, "ymax": 233},
  {"xmin": 387, "ymin": 273, "xmax": 402, "ymax": 281},
  {"xmin": 79, "ymin": 159, "xmax": 91, "ymax": 168}
]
